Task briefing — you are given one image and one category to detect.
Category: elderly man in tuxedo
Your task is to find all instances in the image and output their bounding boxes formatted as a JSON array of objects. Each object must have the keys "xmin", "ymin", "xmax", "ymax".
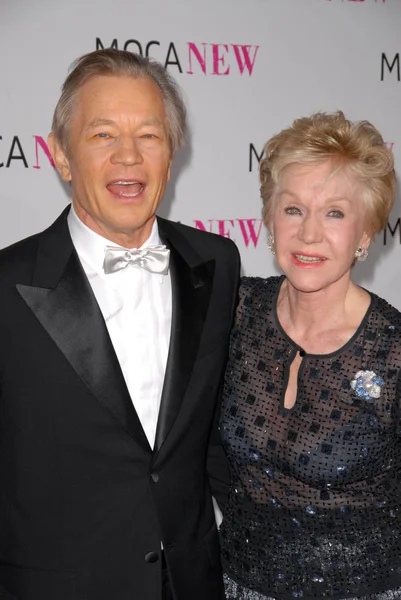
[{"xmin": 0, "ymin": 49, "xmax": 239, "ymax": 600}]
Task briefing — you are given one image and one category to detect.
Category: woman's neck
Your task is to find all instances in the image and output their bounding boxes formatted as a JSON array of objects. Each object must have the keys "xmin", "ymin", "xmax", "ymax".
[{"xmin": 277, "ymin": 275, "xmax": 370, "ymax": 351}]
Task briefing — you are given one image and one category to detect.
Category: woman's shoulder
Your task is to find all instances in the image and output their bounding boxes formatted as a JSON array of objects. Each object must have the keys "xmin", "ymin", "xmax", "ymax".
[
  {"xmin": 233, "ymin": 276, "xmax": 280, "ymax": 331},
  {"xmin": 239, "ymin": 275, "xmax": 282, "ymax": 302},
  {"xmin": 371, "ymin": 292, "xmax": 401, "ymax": 332},
  {"xmin": 367, "ymin": 293, "xmax": 401, "ymax": 364}
]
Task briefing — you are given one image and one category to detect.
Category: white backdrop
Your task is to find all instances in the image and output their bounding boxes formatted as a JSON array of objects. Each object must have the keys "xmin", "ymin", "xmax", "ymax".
[{"xmin": 1, "ymin": 0, "xmax": 400, "ymax": 306}]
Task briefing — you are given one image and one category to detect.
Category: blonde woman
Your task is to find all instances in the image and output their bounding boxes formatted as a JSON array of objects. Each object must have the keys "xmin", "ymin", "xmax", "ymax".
[{"xmin": 220, "ymin": 112, "xmax": 401, "ymax": 600}]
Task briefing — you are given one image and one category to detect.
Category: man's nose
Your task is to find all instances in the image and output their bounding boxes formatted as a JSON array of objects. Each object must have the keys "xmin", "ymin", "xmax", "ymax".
[{"xmin": 111, "ymin": 136, "xmax": 143, "ymax": 166}]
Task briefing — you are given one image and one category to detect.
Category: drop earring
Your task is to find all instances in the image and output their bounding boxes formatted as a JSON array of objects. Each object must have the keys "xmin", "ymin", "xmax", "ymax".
[
  {"xmin": 355, "ymin": 247, "xmax": 368, "ymax": 262},
  {"xmin": 267, "ymin": 234, "xmax": 276, "ymax": 255}
]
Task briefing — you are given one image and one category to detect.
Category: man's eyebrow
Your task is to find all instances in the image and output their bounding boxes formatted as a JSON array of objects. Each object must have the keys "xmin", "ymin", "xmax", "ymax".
[
  {"xmin": 85, "ymin": 117, "xmax": 165, "ymax": 130},
  {"xmin": 85, "ymin": 118, "xmax": 115, "ymax": 130},
  {"xmin": 140, "ymin": 118, "xmax": 165, "ymax": 128}
]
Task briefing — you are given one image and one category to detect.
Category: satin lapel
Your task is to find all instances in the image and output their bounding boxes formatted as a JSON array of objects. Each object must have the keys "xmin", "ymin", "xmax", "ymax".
[
  {"xmin": 17, "ymin": 210, "xmax": 151, "ymax": 452},
  {"xmin": 153, "ymin": 220, "xmax": 215, "ymax": 455}
]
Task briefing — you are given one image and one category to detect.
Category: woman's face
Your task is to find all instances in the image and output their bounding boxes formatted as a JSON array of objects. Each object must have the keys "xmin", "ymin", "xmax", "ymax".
[{"xmin": 271, "ymin": 160, "xmax": 370, "ymax": 294}]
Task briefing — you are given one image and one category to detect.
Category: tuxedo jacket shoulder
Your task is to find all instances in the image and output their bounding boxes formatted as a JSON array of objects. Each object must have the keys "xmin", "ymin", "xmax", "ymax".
[
  {"xmin": 158, "ymin": 216, "xmax": 239, "ymax": 259},
  {"xmin": 157, "ymin": 217, "xmax": 240, "ymax": 300}
]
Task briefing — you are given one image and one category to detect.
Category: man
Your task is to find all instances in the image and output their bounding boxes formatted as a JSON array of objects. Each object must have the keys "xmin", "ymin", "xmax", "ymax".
[{"xmin": 0, "ymin": 49, "xmax": 239, "ymax": 600}]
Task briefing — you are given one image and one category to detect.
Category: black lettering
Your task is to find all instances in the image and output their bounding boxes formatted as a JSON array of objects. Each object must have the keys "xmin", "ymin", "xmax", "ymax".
[
  {"xmin": 0, "ymin": 135, "xmax": 3, "ymax": 168},
  {"xmin": 164, "ymin": 42, "xmax": 183, "ymax": 73},
  {"xmin": 249, "ymin": 143, "xmax": 264, "ymax": 172},
  {"xmin": 6, "ymin": 136, "xmax": 28, "ymax": 168},
  {"xmin": 381, "ymin": 53, "xmax": 400, "ymax": 81},
  {"xmin": 96, "ymin": 37, "xmax": 118, "ymax": 50},
  {"xmin": 124, "ymin": 39, "xmax": 143, "ymax": 55},
  {"xmin": 383, "ymin": 218, "xmax": 401, "ymax": 245},
  {"xmin": 145, "ymin": 41, "xmax": 160, "ymax": 58}
]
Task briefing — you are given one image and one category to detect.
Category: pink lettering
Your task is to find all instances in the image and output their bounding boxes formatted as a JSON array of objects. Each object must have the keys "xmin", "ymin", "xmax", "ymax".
[
  {"xmin": 212, "ymin": 44, "xmax": 230, "ymax": 76},
  {"xmin": 194, "ymin": 219, "xmax": 212, "ymax": 232},
  {"xmin": 218, "ymin": 219, "xmax": 235, "ymax": 239},
  {"xmin": 237, "ymin": 219, "xmax": 264, "ymax": 248},
  {"xmin": 33, "ymin": 135, "xmax": 55, "ymax": 169},
  {"xmin": 231, "ymin": 44, "xmax": 259, "ymax": 75},
  {"xmin": 187, "ymin": 42, "xmax": 207, "ymax": 75}
]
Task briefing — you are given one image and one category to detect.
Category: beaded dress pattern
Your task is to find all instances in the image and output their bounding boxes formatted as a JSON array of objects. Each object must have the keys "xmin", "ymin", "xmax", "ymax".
[{"xmin": 220, "ymin": 277, "xmax": 401, "ymax": 600}]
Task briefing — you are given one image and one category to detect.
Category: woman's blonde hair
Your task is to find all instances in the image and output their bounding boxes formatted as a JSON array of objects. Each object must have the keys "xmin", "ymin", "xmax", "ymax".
[{"xmin": 260, "ymin": 111, "xmax": 395, "ymax": 237}]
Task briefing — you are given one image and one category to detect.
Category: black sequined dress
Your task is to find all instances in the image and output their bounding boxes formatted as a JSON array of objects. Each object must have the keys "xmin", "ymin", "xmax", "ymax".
[{"xmin": 220, "ymin": 276, "xmax": 401, "ymax": 600}]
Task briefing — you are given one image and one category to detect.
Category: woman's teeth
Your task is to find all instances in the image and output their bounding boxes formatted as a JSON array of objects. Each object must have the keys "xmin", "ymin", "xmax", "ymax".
[{"xmin": 294, "ymin": 254, "xmax": 325, "ymax": 263}]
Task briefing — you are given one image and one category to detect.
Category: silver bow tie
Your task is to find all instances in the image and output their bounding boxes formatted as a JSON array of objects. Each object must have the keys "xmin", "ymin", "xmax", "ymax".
[{"xmin": 103, "ymin": 245, "xmax": 170, "ymax": 275}]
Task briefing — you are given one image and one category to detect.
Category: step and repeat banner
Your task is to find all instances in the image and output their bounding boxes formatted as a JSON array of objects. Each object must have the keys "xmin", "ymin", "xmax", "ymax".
[{"xmin": 1, "ymin": 0, "xmax": 400, "ymax": 306}]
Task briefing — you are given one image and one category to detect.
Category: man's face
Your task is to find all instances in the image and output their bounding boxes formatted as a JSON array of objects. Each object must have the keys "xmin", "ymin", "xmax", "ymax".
[{"xmin": 49, "ymin": 75, "xmax": 172, "ymax": 247}]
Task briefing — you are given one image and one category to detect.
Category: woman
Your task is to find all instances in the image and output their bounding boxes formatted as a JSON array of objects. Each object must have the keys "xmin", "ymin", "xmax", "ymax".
[{"xmin": 220, "ymin": 111, "xmax": 401, "ymax": 600}]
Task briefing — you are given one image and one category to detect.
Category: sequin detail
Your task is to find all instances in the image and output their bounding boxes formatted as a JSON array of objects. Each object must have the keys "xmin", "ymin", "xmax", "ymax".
[
  {"xmin": 220, "ymin": 276, "xmax": 401, "ymax": 599},
  {"xmin": 223, "ymin": 574, "xmax": 401, "ymax": 600}
]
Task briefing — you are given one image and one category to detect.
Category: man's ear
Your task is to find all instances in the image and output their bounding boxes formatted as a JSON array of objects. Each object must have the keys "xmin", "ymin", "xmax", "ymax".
[{"xmin": 47, "ymin": 133, "xmax": 72, "ymax": 182}]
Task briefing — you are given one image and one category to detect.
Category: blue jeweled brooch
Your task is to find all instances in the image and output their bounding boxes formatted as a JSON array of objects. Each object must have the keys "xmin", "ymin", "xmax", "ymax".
[{"xmin": 350, "ymin": 370, "xmax": 384, "ymax": 401}]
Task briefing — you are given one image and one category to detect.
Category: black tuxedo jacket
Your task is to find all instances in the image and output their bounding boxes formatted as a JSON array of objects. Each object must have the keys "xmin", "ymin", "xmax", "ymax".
[{"xmin": 0, "ymin": 207, "xmax": 240, "ymax": 600}]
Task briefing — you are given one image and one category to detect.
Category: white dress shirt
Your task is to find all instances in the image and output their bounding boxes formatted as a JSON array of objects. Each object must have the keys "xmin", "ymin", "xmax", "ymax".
[{"xmin": 68, "ymin": 206, "xmax": 172, "ymax": 449}]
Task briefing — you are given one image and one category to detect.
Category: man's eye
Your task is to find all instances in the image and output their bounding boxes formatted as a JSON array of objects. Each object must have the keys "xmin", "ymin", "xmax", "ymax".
[
  {"xmin": 141, "ymin": 133, "xmax": 156, "ymax": 139},
  {"xmin": 284, "ymin": 206, "xmax": 302, "ymax": 215},
  {"xmin": 328, "ymin": 210, "xmax": 344, "ymax": 218},
  {"xmin": 95, "ymin": 132, "xmax": 110, "ymax": 139}
]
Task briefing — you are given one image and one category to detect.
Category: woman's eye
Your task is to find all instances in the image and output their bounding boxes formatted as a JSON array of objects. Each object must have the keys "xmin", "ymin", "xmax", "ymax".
[
  {"xmin": 328, "ymin": 210, "xmax": 344, "ymax": 218},
  {"xmin": 284, "ymin": 206, "xmax": 302, "ymax": 215},
  {"xmin": 142, "ymin": 133, "xmax": 157, "ymax": 139},
  {"xmin": 95, "ymin": 132, "xmax": 110, "ymax": 139}
]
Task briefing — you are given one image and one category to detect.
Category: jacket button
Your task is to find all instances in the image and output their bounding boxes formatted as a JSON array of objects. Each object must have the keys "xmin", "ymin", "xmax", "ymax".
[
  {"xmin": 151, "ymin": 472, "xmax": 159, "ymax": 483},
  {"xmin": 144, "ymin": 551, "xmax": 159, "ymax": 563}
]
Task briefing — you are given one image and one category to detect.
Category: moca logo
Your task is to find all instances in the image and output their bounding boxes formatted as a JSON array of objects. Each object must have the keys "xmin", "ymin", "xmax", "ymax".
[
  {"xmin": 96, "ymin": 38, "xmax": 259, "ymax": 76},
  {"xmin": 248, "ymin": 142, "xmax": 395, "ymax": 172},
  {"xmin": 384, "ymin": 219, "xmax": 401, "ymax": 245},
  {"xmin": 0, "ymin": 135, "xmax": 54, "ymax": 169},
  {"xmin": 381, "ymin": 53, "xmax": 400, "ymax": 81}
]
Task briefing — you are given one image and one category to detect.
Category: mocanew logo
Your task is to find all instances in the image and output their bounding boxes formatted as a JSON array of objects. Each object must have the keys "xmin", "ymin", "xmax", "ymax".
[
  {"xmin": 381, "ymin": 53, "xmax": 400, "ymax": 81},
  {"xmin": 248, "ymin": 142, "xmax": 399, "ymax": 248},
  {"xmin": 96, "ymin": 38, "xmax": 260, "ymax": 76},
  {"xmin": 248, "ymin": 142, "xmax": 395, "ymax": 173},
  {"xmin": 194, "ymin": 219, "xmax": 266, "ymax": 248},
  {"xmin": 0, "ymin": 135, "xmax": 54, "ymax": 169}
]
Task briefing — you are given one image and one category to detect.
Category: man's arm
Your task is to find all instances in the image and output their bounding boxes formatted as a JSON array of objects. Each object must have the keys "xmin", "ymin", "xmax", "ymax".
[
  {"xmin": 207, "ymin": 242, "xmax": 240, "ymax": 515},
  {"xmin": 207, "ymin": 382, "xmax": 231, "ymax": 515}
]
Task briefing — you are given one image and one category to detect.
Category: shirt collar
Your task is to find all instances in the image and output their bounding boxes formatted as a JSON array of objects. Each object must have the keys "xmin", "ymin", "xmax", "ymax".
[{"xmin": 67, "ymin": 204, "xmax": 162, "ymax": 276}]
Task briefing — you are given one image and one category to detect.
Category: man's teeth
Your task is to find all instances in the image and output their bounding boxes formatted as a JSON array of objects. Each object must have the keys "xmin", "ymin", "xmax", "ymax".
[
  {"xmin": 295, "ymin": 255, "xmax": 325, "ymax": 263},
  {"xmin": 112, "ymin": 181, "xmax": 144, "ymax": 196},
  {"xmin": 114, "ymin": 181, "xmax": 142, "ymax": 185}
]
